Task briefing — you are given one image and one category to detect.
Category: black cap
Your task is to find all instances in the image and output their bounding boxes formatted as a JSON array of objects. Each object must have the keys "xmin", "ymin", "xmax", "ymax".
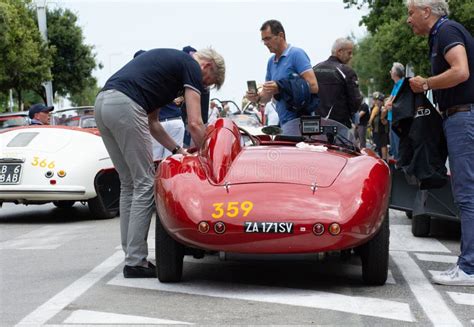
[{"xmin": 28, "ymin": 103, "xmax": 54, "ymax": 119}]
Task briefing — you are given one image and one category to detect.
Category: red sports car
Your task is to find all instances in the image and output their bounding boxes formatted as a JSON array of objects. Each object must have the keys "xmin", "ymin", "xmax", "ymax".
[{"xmin": 155, "ymin": 116, "xmax": 391, "ymax": 285}]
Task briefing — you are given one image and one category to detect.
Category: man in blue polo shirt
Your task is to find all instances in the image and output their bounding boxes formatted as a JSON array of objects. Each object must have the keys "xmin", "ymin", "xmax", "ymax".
[
  {"xmin": 94, "ymin": 47, "xmax": 225, "ymax": 278},
  {"xmin": 247, "ymin": 19, "xmax": 318, "ymax": 135},
  {"xmin": 407, "ymin": 0, "xmax": 474, "ymax": 286}
]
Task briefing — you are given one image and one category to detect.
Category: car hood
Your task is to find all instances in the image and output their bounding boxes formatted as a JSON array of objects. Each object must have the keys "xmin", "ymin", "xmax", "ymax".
[
  {"xmin": 218, "ymin": 146, "xmax": 348, "ymax": 187},
  {"xmin": 0, "ymin": 127, "xmax": 100, "ymax": 154}
]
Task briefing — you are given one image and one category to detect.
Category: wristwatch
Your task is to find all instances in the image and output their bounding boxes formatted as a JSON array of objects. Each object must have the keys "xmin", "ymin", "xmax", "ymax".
[{"xmin": 171, "ymin": 145, "xmax": 181, "ymax": 155}]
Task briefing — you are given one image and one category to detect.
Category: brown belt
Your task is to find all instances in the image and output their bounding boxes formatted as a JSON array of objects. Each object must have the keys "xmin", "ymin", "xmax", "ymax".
[{"xmin": 443, "ymin": 104, "xmax": 473, "ymax": 118}]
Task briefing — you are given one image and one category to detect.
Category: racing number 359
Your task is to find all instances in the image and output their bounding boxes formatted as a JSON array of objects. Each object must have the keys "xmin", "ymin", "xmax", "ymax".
[{"xmin": 212, "ymin": 201, "xmax": 254, "ymax": 219}]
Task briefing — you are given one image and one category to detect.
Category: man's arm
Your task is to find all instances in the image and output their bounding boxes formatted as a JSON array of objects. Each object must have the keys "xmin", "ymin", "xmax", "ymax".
[
  {"xmin": 300, "ymin": 69, "xmax": 319, "ymax": 94},
  {"xmin": 148, "ymin": 109, "xmax": 187, "ymax": 155},
  {"xmin": 345, "ymin": 69, "xmax": 363, "ymax": 115},
  {"xmin": 184, "ymin": 87, "xmax": 206, "ymax": 147},
  {"xmin": 410, "ymin": 45, "xmax": 470, "ymax": 93}
]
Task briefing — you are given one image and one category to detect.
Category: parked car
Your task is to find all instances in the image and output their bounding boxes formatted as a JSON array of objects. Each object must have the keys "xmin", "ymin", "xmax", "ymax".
[
  {"xmin": 0, "ymin": 107, "xmax": 119, "ymax": 219},
  {"xmin": 0, "ymin": 111, "xmax": 30, "ymax": 129},
  {"xmin": 154, "ymin": 116, "xmax": 391, "ymax": 285}
]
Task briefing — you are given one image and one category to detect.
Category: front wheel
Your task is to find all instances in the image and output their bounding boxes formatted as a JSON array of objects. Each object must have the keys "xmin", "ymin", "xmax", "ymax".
[
  {"xmin": 155, "ymin": 216, "xmax": 184, "ymax": 282},
  {"xmin": 360, "ymin": 210, "xmax": 390, "ymax": 285}
]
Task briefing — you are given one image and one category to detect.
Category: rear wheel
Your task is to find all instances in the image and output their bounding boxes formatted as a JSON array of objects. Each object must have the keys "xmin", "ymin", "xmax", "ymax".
[
  {"xmin": 88, "ymin": 196, "xmax": 118, "ymax": 219},
  {"xmin": 53, "ymin": 200, "xmax": 75, "ymax": 208},
  {"xmin": 412, "ymin": 214, "xmax": 431, "ymax": 237},
  {"xmin": 155, "ymin": 216, "xmax": 184, "ymax": 282},
  {"xmin": 360, "ymin": 210, "xmax": 390, "ymax": 285}
]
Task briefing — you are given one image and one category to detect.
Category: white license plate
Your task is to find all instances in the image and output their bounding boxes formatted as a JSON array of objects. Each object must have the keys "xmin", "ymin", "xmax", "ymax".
[
  {"xmin": 0, "ymin": 163, "xmax": 23, "ymax": 184},
  {"xmin": 244, "ymin": 222, "xmax": 294, "ymax": 233}
]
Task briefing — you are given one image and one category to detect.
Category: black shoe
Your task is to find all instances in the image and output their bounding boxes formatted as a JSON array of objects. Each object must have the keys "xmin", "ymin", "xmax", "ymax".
[{"xmin": 123, "ymin": 262, "xmax": 156, "ymax": 278}]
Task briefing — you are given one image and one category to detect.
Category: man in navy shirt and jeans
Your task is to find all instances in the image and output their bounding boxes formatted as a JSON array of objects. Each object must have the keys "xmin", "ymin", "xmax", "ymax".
[
  {"xmin": 94, "ymin": 48, "xmax": 225, "ymax": 278},
  {"xmin": 407, "ymin": 0, "xmax": 474, "ymax": 286}
]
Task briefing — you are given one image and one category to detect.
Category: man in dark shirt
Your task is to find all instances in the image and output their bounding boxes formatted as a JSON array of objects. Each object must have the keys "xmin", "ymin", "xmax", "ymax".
[
  {"xmin": 407, "ymin": 0, "xmax": 474, "ymax": 286},
  {"xmin": 94, "ymin": 48, "xmax": 225, "ymax": 278},
  {"xmin": 28, "ymin": 103, "xmax": 53, "ymax": 125},
  {"xmin": 313, "ymin": 38, "xmax": 363, "ymax": 128},
  {"xmin": 356, "ymin": 102, "xmax": 370, "ymax": 148}
]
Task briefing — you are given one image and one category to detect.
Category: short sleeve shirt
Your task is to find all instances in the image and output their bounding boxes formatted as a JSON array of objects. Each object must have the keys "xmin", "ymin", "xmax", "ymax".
[
  {"xmin": 265, "ymin": 45, "xmax": 313, "ymax": 126},
  {"xmin": 388, "ymin": 78, "xmax": 404, "ymax": 121},
  {"xmin": 103, "ymin": 48, "xmax": 204, "ymax": 113},
  {"xmin": 429, "ymin": 19, "xmax": 474, "ymax": 111}
]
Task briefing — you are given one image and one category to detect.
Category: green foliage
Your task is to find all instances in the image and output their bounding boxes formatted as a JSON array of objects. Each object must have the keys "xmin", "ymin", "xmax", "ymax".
[
  {"xmin": 68, "ymin": 77, "xmax": 101, "ymax": 107},
  {"xmin": 346, "ymin": 0, "xmax": 473, "ymax": 94},
  {"xmin": 46, "ymin": 8, "xmax": 101, "ymax": 98},
  {"xmin": 0, "ymin": 0, "xmax": 52, "ymax": 106}
]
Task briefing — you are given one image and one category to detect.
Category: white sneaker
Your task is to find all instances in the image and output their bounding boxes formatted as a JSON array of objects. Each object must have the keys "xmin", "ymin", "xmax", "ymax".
[{"xmin": 432, "ymin": 265, "xmax": 474, "ymax": 286}]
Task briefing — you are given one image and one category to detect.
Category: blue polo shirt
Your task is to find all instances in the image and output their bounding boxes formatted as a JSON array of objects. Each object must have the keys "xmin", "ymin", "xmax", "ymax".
[
  {"xmin": 429, "ymin": 18, "xmax": 474, "ymax": 111},
  {"xmin": 103, "ymin": 48, "xmax": 204, "ymax": 114},
  {"xmin": 265, "ymin": 45, "xmax": 313, "ymax": 126},
  {"xmin": 388, "ymin": 78, "xmax": 404, "ymax": 121}
]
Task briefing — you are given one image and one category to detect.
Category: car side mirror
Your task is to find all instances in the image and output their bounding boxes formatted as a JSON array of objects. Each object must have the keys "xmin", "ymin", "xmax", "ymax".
[{"xmin": 262, "ymin": 125, "xmax": 282, "ymax": 141}]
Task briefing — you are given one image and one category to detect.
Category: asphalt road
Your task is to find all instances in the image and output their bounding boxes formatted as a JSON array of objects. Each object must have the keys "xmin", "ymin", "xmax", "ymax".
[{"xmin": 1, "ymin": 203, "xmax": 472, "ymax": 326}]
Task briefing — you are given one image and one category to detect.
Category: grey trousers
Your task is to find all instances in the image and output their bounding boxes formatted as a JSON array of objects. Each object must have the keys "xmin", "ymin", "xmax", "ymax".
[{"xmin": 94, "ymin": 90, "xmax": 155, "ymax": 267}]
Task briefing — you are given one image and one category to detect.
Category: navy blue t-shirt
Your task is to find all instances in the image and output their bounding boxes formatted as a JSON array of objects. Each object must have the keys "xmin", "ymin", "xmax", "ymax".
[
  {"xmin": 159, "ymin": 103, "xmax": 181, "ymax": 120},
  {"xmin": 429, "ymin": 18, "xmax": 474, "ymax": 111},
  {"xmin": 103, "ymin": 48, "xmax": 204, "ymax": 113}
]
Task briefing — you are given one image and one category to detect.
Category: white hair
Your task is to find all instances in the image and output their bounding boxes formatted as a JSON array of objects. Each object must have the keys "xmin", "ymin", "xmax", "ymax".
[
  {"xmin": 331, "ymin": 38, "xmax": 354, "ymax": 55},
  {"xmin": 195, "ymin": 47, "xmax": 226, "ymax": 90},
  {"xmin": 405, "ymin": 0, "xmax": 449, "ymax": 16},
  {"xmin": 392, "ymin": 62, "xmax": 405, "ymax": 78}
]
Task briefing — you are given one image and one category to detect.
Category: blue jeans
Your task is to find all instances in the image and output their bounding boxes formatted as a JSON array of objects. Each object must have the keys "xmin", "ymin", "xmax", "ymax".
[
  {"xmin": 443, "ymin": 104, "xmax": 474, "ymax": 274},
  {"xmin": 389, "ymin": 121, "xmax": 400, "ymax": 160}
]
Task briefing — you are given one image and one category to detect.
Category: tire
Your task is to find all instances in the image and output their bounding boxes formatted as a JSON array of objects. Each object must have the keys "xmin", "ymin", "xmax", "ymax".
[
  {"xmin": 360, "ymin": 210, "xmax": 390, "ymax": 285},
  {"xmin": 53, "ymin": 200, "xmax": 75, "ymax": 208},
  {"xmin": 88, "ymin": 196, "xmax": 118, "ymax": 219},
  {"xmin": 412, "ymin": 214, "xmax": 430, "ymax": 237},
  {"xmin": 155, "ymin": 216, "xmax": 184, "ymax": 282}
]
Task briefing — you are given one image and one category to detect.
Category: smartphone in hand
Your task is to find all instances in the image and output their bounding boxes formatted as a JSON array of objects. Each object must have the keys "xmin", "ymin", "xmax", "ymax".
[{"xmin": 247, "ymin": 80, "xmax": 258, "ymax": 94}]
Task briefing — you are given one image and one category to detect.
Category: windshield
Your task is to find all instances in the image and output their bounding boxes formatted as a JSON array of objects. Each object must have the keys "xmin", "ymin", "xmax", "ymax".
[
  {"xmin": 275, "ymin": 117, "xmax": 357, "ymax": 150},
  {"xmin": 51, "ymin": 108, "xmax": 96, "ymax": 128},
  {"xmin": 229, "ymin": 114, "xmax": 261, "ymax": 128}
]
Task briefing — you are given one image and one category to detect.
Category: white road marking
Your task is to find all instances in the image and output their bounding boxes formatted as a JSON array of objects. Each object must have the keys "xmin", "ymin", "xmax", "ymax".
[
  {"xmin": 390, "ymin": 225, "xmax": 450, "ymax": 252},
  {"xmin": 0, "ymin": 225, "xmax": 90, "ymax": 250},
  {"xmin": 415, "ymin": 253, "xmax": 458, "ymax": 264},
  {"xmin": 15, "ymin": 251, "xmax": 123, "ymax": 327},
  {"xmin": 108, "ymin": 274, "xmax": 414, "ymax": 322},
  {"xmin": 62, "ymin": 309, "xmax": 192, "ymax": 325},
  {"xmin": 391, "ymin": 251, "xmax": 461, "ymax": 326},
  {"xmin": 447, "ymin": 292, "xmax": 474, "ymax": 306}
]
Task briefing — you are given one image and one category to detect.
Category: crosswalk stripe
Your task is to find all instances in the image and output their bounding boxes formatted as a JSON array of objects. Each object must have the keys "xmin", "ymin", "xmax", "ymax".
[
  {"xmin": 415, "ymin": 253, "xmax": 458, "ymax": 264},
  {"xmin": 108, "ymin": 274, "xmax": 414, "ymax": 322},
  {"xmin": 447, "ymin": 292, "xmax": 474, "ymax": 306},
  {"xmin": 391, "ymin": 251, "xmax": 461, "ymax": 326},
  {"xmin": 0, "ymin": 225, "xmax": 91, "ymax": 250},
  {"xmin": 15, "ymin": 251, "xmax": 123, "ymax": 327},
  {"xmin": 62, "ymin": 310, "xmax": 192, "ymax": 325},
  {"xmin": 390, "ymin": 225, "xmax": 450, "ymax": 252}
]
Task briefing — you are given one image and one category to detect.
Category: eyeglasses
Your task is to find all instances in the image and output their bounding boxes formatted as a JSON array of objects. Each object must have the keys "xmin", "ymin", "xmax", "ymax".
[{"xmin": 261, "ymin": 35, "xmax": 278, "ymax": 43}]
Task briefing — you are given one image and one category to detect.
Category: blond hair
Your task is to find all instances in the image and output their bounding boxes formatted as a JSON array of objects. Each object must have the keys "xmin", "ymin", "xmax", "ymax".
[{"xmin": 195, "ymin": 47, "xmax": 226, "ymax": 90}]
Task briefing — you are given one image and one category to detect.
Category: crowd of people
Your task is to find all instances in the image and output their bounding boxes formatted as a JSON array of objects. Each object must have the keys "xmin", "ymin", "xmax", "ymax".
[{"xmin": 24, "ymin": 0, "xmax": 472, "ymax": 286}]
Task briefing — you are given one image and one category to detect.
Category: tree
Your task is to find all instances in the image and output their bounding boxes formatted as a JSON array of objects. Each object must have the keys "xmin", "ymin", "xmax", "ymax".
[
  {"xmin": 45, "ymin": 8, "xmax": 102, "ymax": 99},
  {"xmin": 68, "ymin": 77, "xmax": 101, "ymax": 106},
  {"xmin": 0, "ymin": 0, "xmax": 52, "ymax": 108}
]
